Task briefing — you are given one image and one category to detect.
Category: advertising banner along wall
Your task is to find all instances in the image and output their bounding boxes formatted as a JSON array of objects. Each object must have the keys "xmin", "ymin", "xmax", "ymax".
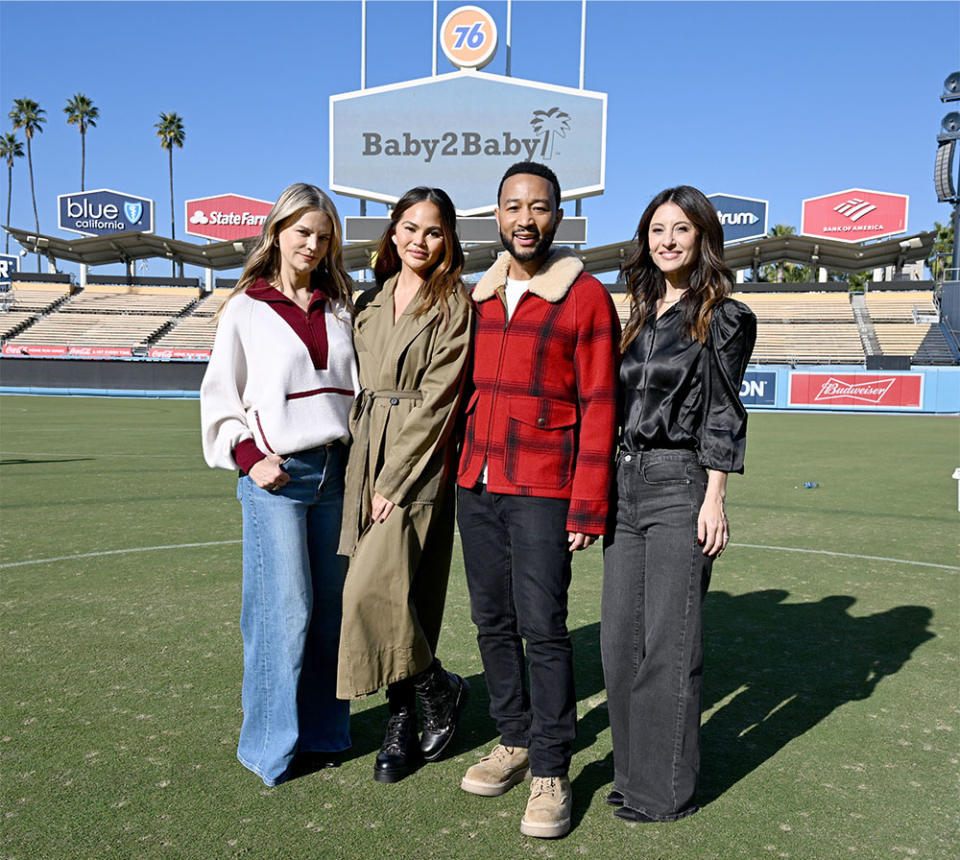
[{"xmin": 788, "ymin": 372, "xmax": 924, "ymax": 409}]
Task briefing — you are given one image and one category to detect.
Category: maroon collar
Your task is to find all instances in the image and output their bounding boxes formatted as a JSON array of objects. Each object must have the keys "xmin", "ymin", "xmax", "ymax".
[{"xmin": 246, "ymin": 277, "xmax": 331, "ymax": 369}]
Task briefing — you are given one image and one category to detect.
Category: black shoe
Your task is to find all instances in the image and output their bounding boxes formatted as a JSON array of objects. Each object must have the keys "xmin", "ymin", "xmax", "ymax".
[
  {"xmin": 614, "ymin": 805, "xmax": 659, "ymax": 823},
  {"xmin": 414, "ymin": 660, "xmax": 470, "ymax": 762},
  {"xmin": 605, "ymin": 789, "xmax": 624, "ymax": 807},
  {"xmin": 373, "ymin": 706, "xmax": 422, "ymax": 783}
]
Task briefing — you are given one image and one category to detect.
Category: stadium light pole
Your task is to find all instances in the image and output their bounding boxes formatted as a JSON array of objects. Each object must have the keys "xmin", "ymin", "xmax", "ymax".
[{"xmin": 935, "ymin": 71, "xmax": 959, "ymax": 281}]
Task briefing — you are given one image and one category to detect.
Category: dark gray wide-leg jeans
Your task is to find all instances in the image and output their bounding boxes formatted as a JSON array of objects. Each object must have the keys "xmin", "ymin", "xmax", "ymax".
[{"xmin": 601, "ymin": 449, "xmax": 713, "ymax": 820}]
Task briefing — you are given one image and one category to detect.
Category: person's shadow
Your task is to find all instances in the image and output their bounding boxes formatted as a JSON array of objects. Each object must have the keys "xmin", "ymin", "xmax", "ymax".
[{"xmin": 698, "ymin": 589, "xmax": 934, "ymax": 802}]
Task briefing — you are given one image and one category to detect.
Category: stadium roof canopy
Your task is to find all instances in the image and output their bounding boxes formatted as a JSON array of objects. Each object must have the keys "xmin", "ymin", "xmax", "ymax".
[
  {"xmin": 575, "ymin": 230, "xmax": 936, "ymax": 278},
  {"xmin": 5, "ymin": 225, "xmax": 935, "ymax": 279},
  {"xmin": 3, "ymin": 227, "xmax": 378, "ymax": 274}
]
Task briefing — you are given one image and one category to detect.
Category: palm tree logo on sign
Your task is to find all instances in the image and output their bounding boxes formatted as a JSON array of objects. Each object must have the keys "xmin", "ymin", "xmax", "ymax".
[{"xmin": 530, "ymin": 107, "xmax": 571, "ymax": 160}]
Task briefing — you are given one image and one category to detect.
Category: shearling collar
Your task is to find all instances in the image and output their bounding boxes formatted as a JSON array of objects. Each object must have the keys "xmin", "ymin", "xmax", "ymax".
[{"xmin": 472, "ymin": 247, "xmax": 584, "ymax": 304}]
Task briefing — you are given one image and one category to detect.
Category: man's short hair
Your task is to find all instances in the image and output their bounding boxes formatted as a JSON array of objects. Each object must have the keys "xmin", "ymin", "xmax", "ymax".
[{"xmin": 497, "ymin": 161, "xmax": 562, "ymax": 210}]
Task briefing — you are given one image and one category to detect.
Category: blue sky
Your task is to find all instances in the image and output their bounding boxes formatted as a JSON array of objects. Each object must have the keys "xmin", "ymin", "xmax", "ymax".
[{"xmin": 0, "ymin": 0, "xmax": 956, "ymax": 279}]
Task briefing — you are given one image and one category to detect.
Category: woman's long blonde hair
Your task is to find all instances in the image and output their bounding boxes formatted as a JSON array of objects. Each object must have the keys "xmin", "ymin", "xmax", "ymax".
[
  {"xmin": 218, "ymin": 183, "xmax": 353, "ymax": 318},
  {"xmin": 620, "ymin": 185, "xmax": 732, "ymax": 350}
]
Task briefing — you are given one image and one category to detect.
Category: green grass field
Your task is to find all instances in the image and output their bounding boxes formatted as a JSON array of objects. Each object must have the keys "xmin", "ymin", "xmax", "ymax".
[{"xmin": 1, "ymin": 395, "xmax": 957, "ymax": 859}]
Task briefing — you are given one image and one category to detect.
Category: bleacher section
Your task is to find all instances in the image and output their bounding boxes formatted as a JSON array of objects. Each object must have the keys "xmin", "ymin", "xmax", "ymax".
[
  {"xmin": 152, "ymin": 316, "xmax": 218, "ymax": 350},
  {"xmin": 5, "ymin": 313, "xmax": 171, "ymax": 347},
  {"xmin": 8, "ymin": 283, "xmax": 71, "ymax": 312},
  {"xmin": 0, "ymin": 311, "xmax": 38, "ymax": 340},
  {"xmin": 1, "ymin": 281, "xmax": 955, "ymax": 366},
  {"xmin": 864, "ymin": 290, "xmax": 938, "ymax": 323},
  {"xmin": 751, "ymin": 322, "xmax": 865, "ymax": 364},
  {"xmin": 60, "ymin": 286, "xmax": 197, "ymax": 316},
  {"xmin": 731, "ymin": 291, "xmax": 854, "ymax": 322},
  {"xmin": 873, "ymin": 324, "xmax": 955, "ymax": 364},
  {"xmin": 190, "ymin": 288, "xmax": 233, "ymax": 317}
]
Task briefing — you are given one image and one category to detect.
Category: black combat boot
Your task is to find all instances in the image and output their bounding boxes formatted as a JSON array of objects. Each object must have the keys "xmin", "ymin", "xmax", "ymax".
[
  {"xmin": 373, "ymin": 680, "xmax": 422, "ymax": 783},
  {"xmin": 413, "ymin": 659, "xmax": 470, "ymax": 762}
]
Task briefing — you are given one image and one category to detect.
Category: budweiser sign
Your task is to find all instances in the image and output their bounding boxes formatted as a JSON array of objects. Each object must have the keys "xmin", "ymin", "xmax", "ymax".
[{"xmin": 789, "ymin": 372, "xmax": 923, "ymax": 409}]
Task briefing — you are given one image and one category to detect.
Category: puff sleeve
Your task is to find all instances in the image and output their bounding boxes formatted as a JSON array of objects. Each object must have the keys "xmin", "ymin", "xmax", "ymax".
[{"xmin": 697, "ymin": 299, "xmax": 757, "ymax": 474}]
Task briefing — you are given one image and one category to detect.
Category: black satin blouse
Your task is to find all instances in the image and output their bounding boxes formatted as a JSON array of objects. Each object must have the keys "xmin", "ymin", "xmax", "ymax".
[{"xmin": 619, "ymin": 298, "xmax": 757, "ymax": 473}]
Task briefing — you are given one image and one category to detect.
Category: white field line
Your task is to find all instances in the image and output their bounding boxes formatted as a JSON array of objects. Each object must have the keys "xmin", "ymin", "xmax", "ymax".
[
  {"xmin": 733, "ymin": 543, "xmax": 959, "ymax": 571},
  {"xmin": 1, "ymin": 539, "xmax": 956, "ymax": 571},
  {"xmin": 0, "ymin": 540, "xmax": 241, "ymax": 569}
]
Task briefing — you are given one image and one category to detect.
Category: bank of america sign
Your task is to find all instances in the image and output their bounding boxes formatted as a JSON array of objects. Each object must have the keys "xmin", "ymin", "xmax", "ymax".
[{"xmin": 330, "ymin": 70, "xmax": 607, "ymax": 216}]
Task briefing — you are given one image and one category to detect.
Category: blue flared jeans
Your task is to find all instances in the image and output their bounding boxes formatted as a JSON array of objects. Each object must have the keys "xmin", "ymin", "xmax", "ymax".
[
  {"xmin": 236, "ymin": 444, "xmax": 351, "ymax": 786},
  {"xmin": 601, "ymin": 449, "xmax": 713, "ymax": 820}
]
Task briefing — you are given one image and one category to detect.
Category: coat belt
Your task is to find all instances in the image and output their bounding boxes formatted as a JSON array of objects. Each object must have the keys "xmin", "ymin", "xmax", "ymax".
[{"xmin": 339, "ymin": 388, "xmax": 423, "ymax": 556}]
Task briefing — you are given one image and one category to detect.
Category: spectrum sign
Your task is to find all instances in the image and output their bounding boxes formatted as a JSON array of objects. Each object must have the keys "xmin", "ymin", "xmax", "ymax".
[
  {"xmin": 0, "ymin": 252, "xmax": 19, "ymax": 291},
  {"xmin": 58, "ymin": 188, "xmax": 154, "ymax": 237},
  {"xmin": 185, "ymin": 194, "xmax": 272, "ymax": 242},
  {"xmin": 331, "ymin": 70, "xmax": 606, "ymax": 215},
  {"xmin": 788, "ymin": 372, "xmax": 923, "ymax": 410},
  {"xmin": 708, "ymin": 193, "xmax": 768, "ymax": 245},
  {"xmin": 739, "ymin": 371, "xmax": 777, "ymax": 406},
  {"xmin": 800, "ymin": 189, "xmax": 908, "ymax": 244}
]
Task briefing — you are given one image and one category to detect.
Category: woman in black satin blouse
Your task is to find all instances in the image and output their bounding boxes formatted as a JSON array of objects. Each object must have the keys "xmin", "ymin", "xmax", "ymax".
[{"xmin": 601, "ymin": 185, "xmax": 756, "ymax": 824}]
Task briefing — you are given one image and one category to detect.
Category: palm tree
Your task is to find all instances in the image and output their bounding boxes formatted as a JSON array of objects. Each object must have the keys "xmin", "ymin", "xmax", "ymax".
[
  {"xmin": 766, "ymin": 223, "xmax": 796, "ymax": 283},
  {"xmin": 530, "ymin": 107, "xmax": 571, "ymax": 160},
  {"xmin": 0, "ymin": 132, "xmax": 24, "ymax": 254},
  {"xmin": 63, "ymin": 93, "xmax": 99, "ymax": 191},
  {"xmin": 155, "ymin": 111, "xmax": 185, "ymax": 276},
  {"xmin": 928, "ymin": 220, "xmax": 954, "ymax": 282},
  {"xmin": 8, "ymin": 98, "xmax": 46, "ymax": 271}
]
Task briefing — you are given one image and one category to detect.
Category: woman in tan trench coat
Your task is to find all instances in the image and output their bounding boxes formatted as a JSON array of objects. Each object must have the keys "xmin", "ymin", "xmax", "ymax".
[{"xmin": 337, "ymin": 187, "xmax": 472, "ymax": 783}]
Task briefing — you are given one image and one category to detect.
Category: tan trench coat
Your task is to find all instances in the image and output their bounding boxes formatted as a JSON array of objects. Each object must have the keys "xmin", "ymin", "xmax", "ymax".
[{"xmin": 336, "ymin": 275, "xmax": 471, "ymax": 698}]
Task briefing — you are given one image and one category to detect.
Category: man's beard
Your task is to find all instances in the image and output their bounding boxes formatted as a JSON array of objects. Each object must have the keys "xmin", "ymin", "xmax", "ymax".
[{"xmin": 500, "ymin": 226, "xmax": 556, "ymax": 263}]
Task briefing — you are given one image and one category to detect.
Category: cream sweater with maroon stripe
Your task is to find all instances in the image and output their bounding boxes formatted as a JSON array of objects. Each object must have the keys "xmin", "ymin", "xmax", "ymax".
[{"xmin": 201, "ymin": 292, "xmax": 358, "ymax": 471}]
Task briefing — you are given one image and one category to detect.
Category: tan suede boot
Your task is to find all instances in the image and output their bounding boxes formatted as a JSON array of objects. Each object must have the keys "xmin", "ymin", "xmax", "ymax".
[
  {"xmin": 460, "ymin": 744, "xmax": 530, "ymax": 796},
  {"xmin": 520, "ymin": 775, "xmax": 572, "ymax": 838}
]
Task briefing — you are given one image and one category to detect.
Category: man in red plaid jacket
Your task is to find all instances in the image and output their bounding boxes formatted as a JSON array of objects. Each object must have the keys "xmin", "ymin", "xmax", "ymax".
[{"xmin": 456, "ymin": 162, "xmax": 620, "ymax": 839}]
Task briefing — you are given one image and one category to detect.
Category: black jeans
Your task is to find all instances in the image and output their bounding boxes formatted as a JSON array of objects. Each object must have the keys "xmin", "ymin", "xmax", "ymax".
[
  {"xmin": 601, "ymin": 449, "xmax": 712, "ymax": 820},
  {"xmin": 457, "ymin": 485, "xmax": 575, "ymax": 776}
]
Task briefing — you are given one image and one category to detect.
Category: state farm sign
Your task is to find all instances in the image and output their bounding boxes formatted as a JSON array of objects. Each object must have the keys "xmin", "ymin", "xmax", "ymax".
[
  {"xmin": 801, "ymin": 189, "xmax": 908, "ymax": 243},
  {"xmin": 789, "ymin": 372, "xmax": 923, "ymax": 410},
  {"xmin": 185, "ymin": 194, "xmax": 272, "ymax": 241}
]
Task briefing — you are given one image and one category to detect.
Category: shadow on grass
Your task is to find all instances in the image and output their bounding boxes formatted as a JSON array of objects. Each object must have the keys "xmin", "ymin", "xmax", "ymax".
[
  {"xmin": 0, "ymin": 457, "xmax": 95, "ymax": 465},
  {"xmin": 699, "ymin": 589, "xmax": 934, "ymax": 803}
]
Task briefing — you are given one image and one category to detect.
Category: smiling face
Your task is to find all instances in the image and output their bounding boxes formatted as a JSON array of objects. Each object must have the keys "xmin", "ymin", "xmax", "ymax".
[
  {"xmin": 391, "ymin": 200, "xmax": 445, "ymax": 277},
  {"xmin": 647, "ymin": 201, "xmax": 700, "ymax": 284},
  {"xmin": 276, "ymin": 208, "xmax": 332, "ymax": 281},
  {"xmin": 495, "ymin": 173, "xmax": 563, "ymax": 269}
]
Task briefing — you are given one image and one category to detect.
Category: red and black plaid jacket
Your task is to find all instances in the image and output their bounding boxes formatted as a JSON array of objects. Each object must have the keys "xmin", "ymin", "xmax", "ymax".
[{"xmin": 457, "ymin": 248, "xmax": 621, "ymax": 535}]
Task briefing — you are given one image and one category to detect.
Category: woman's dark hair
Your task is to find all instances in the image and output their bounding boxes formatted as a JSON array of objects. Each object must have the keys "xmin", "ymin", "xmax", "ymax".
[
  {"xmin": 620, "ymin": 185, "xmax": 732, "ymax": 349},
  {"xmin": 373, "ymin": 186, "xmax": 464, "ymax": 325}
]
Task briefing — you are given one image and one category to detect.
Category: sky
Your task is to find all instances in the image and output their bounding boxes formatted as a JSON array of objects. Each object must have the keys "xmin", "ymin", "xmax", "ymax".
[{"xmin": 0, "ymin": 0, "xmax": 957, "ymax": 280}]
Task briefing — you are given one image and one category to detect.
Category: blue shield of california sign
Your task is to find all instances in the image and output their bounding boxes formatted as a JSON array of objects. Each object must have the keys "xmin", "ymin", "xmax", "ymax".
[
  {"xmin": 330, "ymin": 70, "xmax": 607, "ymax": 215},
  {"xmin": 57, "ymin": 188, "xmax": 155, "ymax": 237}
]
